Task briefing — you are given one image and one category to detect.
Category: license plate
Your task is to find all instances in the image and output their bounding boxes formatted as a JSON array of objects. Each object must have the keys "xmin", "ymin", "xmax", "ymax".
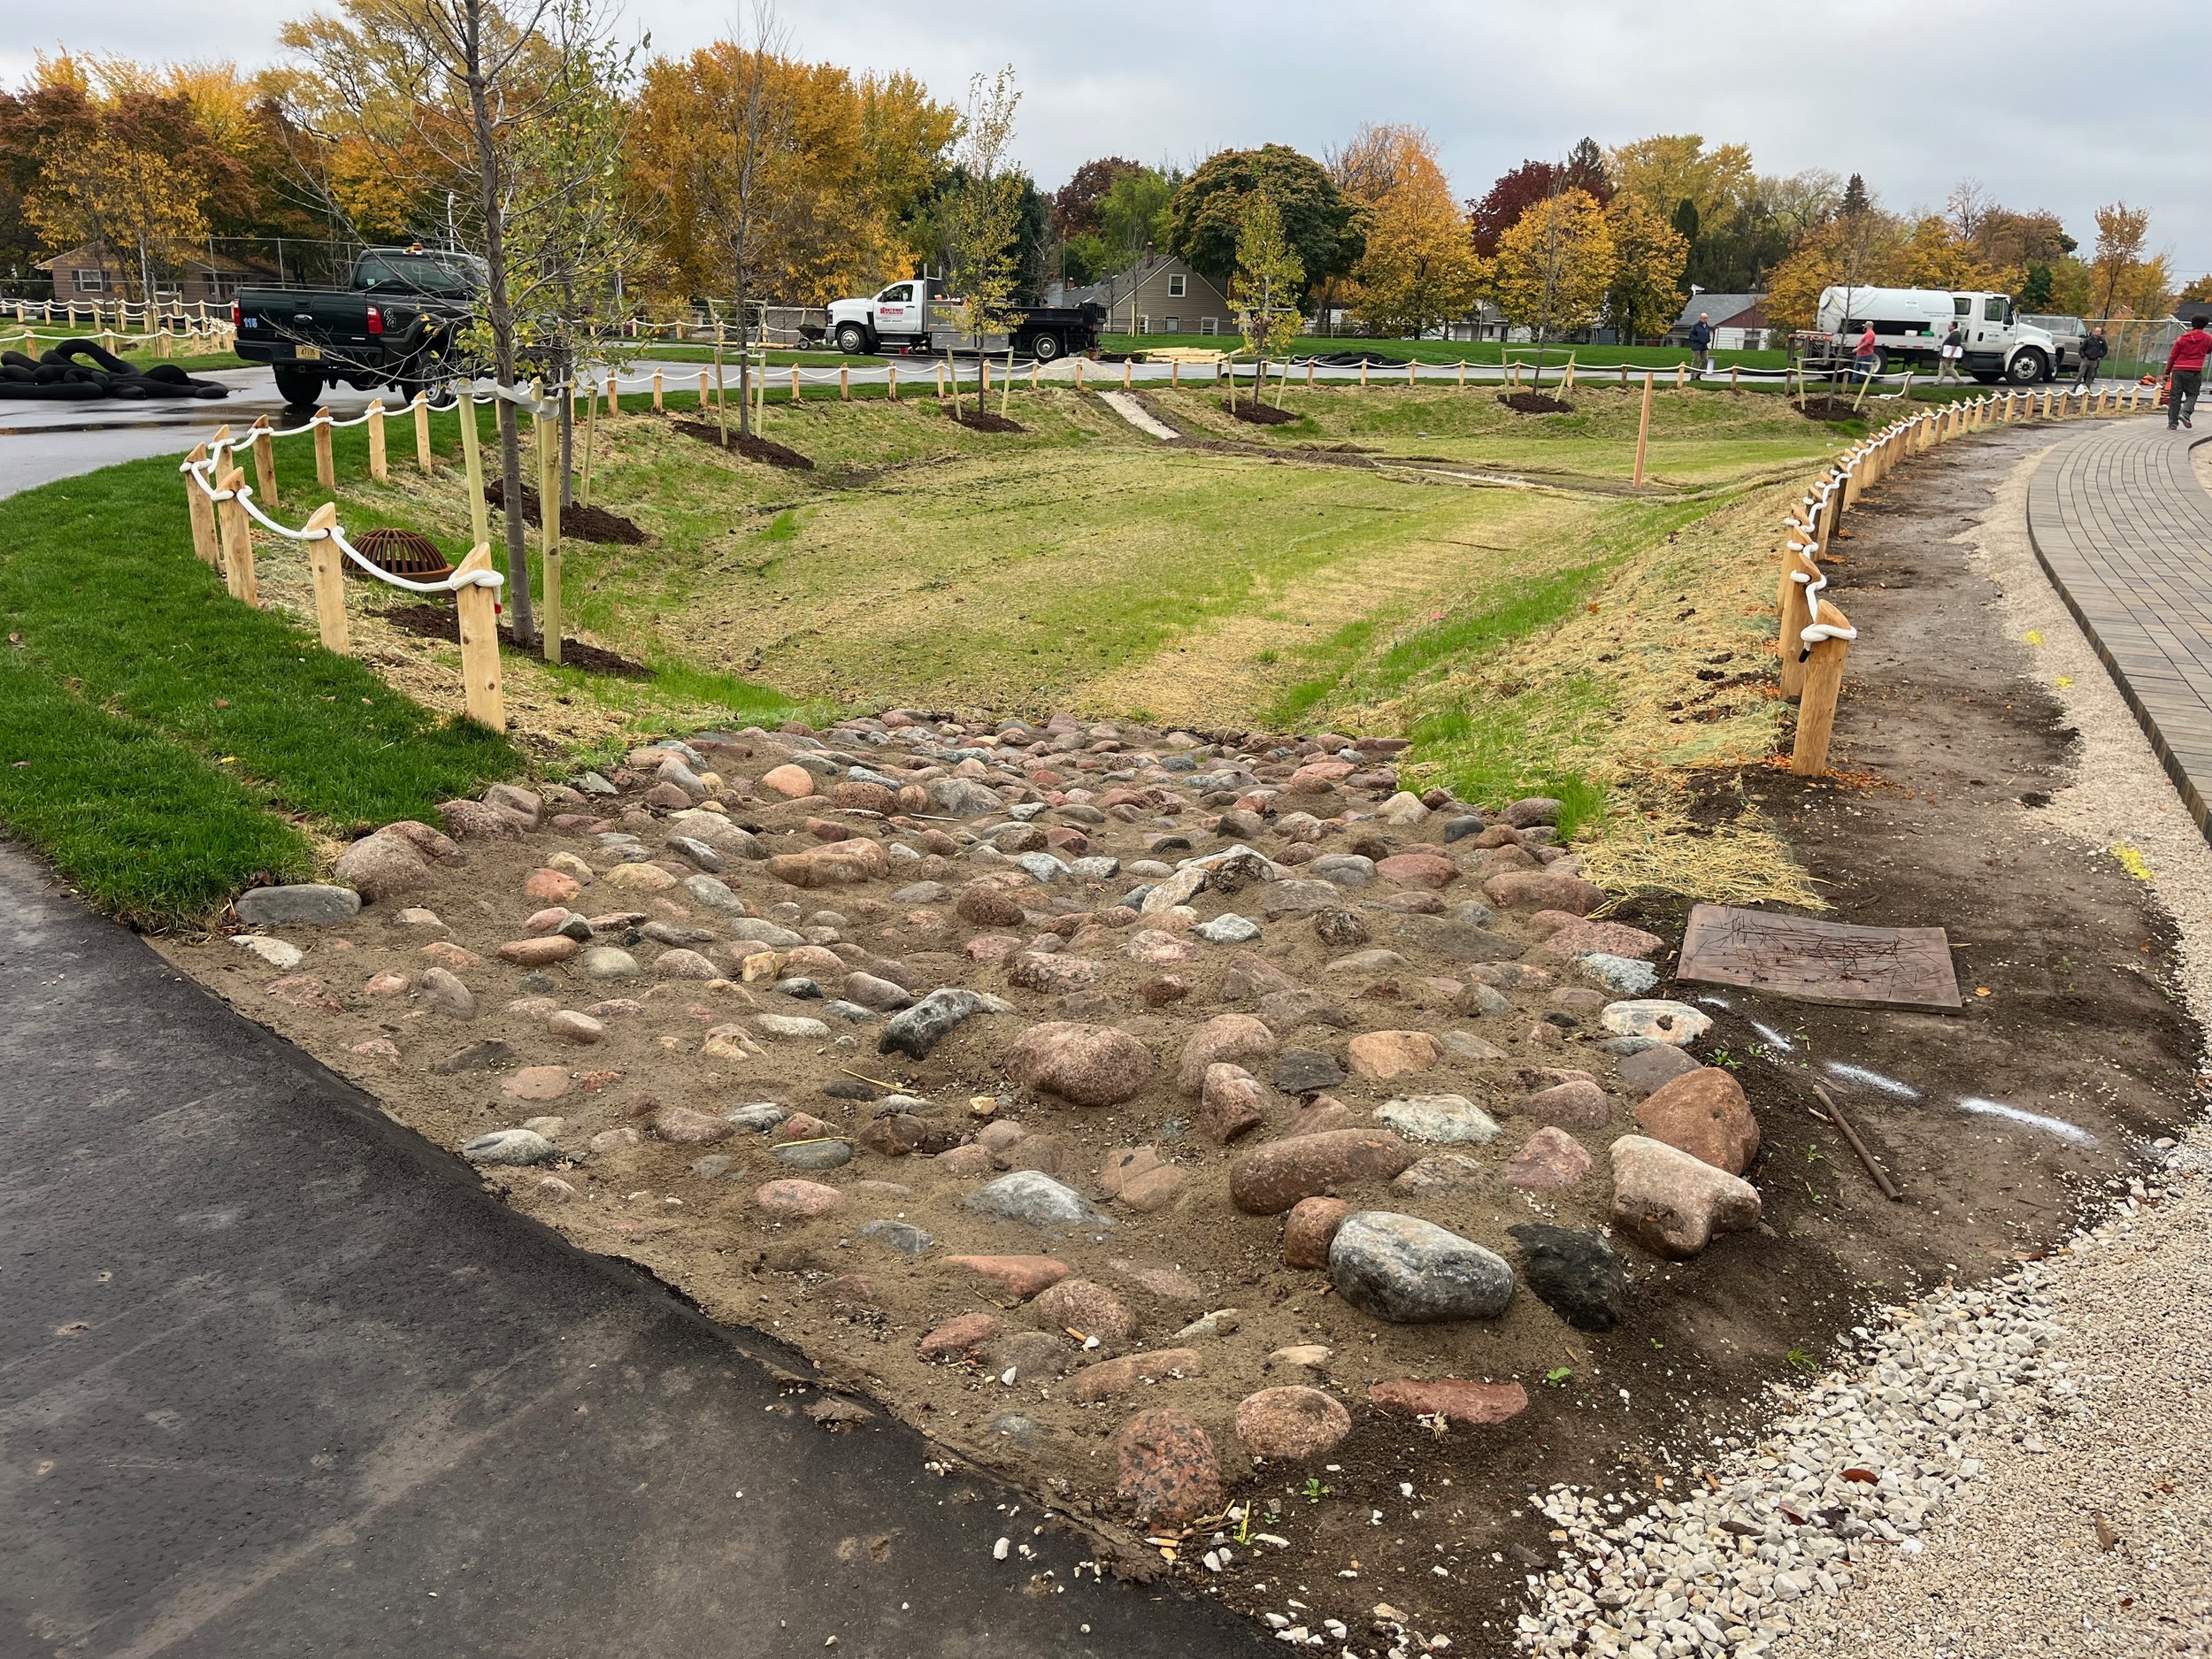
[{"xmin": 295, "ymin": 344, "xmax": 322, "ymax": 361}]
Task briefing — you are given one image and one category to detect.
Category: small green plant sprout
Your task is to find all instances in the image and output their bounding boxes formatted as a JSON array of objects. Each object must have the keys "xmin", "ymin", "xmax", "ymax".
[
  {"xmin": 1806, "ymin": 1142, "xmax": 1826, "ymax": 1164},
  {"xmin": 1648, "ymin": 1337, "xmax": 1665, "ymax": 1350},
  {"xmin": 1543, "ymin": 1365, "xmax": 1575, "ymax": 1386},
  {"xmin": 1786, "ymin": 1347, "xmax": 1817, "ymax": 1374},
  {"xmin": 1708, "ymin": 1048, "xmax": 1741, "ymax": 1070},
  {"xmin": 1302, "ymin": 1476, "xmax": 1332, "ymax": 1503}
]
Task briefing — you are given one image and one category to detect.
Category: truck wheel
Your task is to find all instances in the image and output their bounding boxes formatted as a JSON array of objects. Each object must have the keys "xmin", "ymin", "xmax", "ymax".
[
  {"xmin": 273, "ymin": 365, "xmax": 323, "ymax": 406},
  {"xmin": 1031, "ymin": 332, "xmax": 1063, "ymax": 362},
  {"xmin": 834, "ymin": 322, "xmax": 870, "ymax": 356},
  {"xmin": 2007, "ymin": 349, "xmax": 2047, "ymax": 386}
]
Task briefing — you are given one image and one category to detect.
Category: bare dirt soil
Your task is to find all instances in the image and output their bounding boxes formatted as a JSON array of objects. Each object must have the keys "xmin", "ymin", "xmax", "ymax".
[
  {"xmin": 669, "ymin": 419, "xmax": 817, "ymax": 470},
  {"xmin": 1498, "ymin": 393, "xmax": 1575, "ymax": 416},
  {"xmin": 484, "ymin": 477, "xmax": 649, "ymax": 543},
  {"xmin": 1226, "ymin": 400, "xmax": 1302, "ymax": 426},
  {"xmin": 379, "ymin": 600, "xmax": 657, "ymax": 681}
]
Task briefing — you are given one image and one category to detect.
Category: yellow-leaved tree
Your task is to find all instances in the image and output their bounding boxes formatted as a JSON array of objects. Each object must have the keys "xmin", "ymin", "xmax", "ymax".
[
  {"xmin": 1230, "ymin": 188, "xmax": 1304, "ymax": 408},
  {"xmin": 2088, "ymin": 202, "xmax": 2172, "ymax": 319},
  {"xmin": 28, "ymin": 134, "xmax": 210, "ymax": 301},
  {"xmin": 1492, "ymin": 188, "xmax": 1613, "ymax": 379},
  {"xmin": 1600, "ymin": 194, "xmax": 1688, "ymax": 345},
  {"xmin": 1338, "ymin": 127, "xmax": 1482, "ymax": 339}
]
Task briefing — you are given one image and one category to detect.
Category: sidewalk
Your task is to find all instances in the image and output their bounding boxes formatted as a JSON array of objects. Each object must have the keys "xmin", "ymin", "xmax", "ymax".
[{"xmin": 2025, "ymin": 418, "xmax": 2212, "ymax": 836}]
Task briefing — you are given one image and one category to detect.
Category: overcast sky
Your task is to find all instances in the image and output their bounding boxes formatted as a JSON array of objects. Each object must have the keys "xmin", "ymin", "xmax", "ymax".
[{"xmin": 11, "ymin": 0, "xmax": 2203, "ymax": 284}]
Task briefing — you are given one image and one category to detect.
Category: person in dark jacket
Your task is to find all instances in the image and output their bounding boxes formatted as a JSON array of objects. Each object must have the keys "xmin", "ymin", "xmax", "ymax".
[
  {"xmin": 1687, "ymin": 312, "xmax": 1712, "ymax": 374},
  {"xmin": 2077, "ymin": 326, "xmax": 2108, "ymax": 388}
]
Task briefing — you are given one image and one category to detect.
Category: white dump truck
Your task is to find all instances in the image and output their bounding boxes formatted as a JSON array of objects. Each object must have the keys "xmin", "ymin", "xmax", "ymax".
[
  {"xmin": 823, "ymin": 276, "xmax": 1105, "ymax": 360},
  {"xmin": 1795, "ymin": 287, "xmax": 2055, "ymax": 384}
]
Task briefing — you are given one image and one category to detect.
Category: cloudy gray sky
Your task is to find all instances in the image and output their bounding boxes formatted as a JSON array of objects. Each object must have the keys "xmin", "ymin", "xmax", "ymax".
[{"xmin": 10, "ymin": 0, "xmax": 2202, "ymax": 285}]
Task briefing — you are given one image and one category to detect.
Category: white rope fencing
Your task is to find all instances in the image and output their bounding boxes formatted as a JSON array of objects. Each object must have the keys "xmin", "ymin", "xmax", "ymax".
[
  {"xmin": 180, "ymin": 408, "xmax": 506, "ymax": 730},
  {"xmin": 1775, "ymin": 377, "xmax": 2156, "ymax": 775}
]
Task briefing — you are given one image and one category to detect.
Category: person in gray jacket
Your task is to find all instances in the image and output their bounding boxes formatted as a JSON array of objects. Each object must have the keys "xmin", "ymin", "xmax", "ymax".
[{"xmin": 1687, "ymin": 312, "xmax": 1712, "ymax": 374}]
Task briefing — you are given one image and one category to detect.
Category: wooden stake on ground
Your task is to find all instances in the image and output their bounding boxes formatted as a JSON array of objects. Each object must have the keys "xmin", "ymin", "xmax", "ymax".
[
  {"xmin": 580, "ymin": 386, "xmax": 597, "ymax": 508},
  {"xmin": 1307, "ymin": 358, "xmax": 1316, "ymax": 388},
  {"xmin": 365, "ymin": 399, "xmax": 388, "ymax": 480},
  {"xmin": 1789, "ymin": 605, "xmax": 1853, "ymax": 777},
  {"xmin": 536, "ymin": 411, "xmax": 562, "ymax": 665},
  {"xmin": 1563, "ymin": 354, "xmax": 1577, "ymax": 392},
  {"xmin": 1676, "ymin": 362, "xmax": 1686, "ymax": 389},
  {"xmin": 653, "ymin": 368, "xmax": 664, "ymax": 411},
  {"xmin": 312, "ymin": 408, "xmax": 334, "ymax": 488},
  {"xmin": 1171, "ymin": 358, "xmax": 1179, "ymax": 389},
  {"xmin": 1407, "ymin": 357, "xmax": 1417, "ymax": 389},
  {"xmin": 460, "ymin": 393, "xmax": 489, "ymax": 551},
  {"xmin": 250, "ymin": 417, "xmax": 277, "ymax": 507},
  {"xmin": 183, "ymin": 444, "xmax": 219, "ymax": 565},
  {"xmin": 606, "ymin": 372, "xmax": 618, "ymax": 413},
  {"xmin": 1121, "ymin": 357, "xmax": 1131, "ymax": 390},
  {"xmin": 1457, "ymin": 357, "xmax": 1466, "ymax": 389},
  {"xmin": 412, "ymin": 393, "xmax": 433, "ymax": 472},
  {"xmin": 1359, "ymin": 357, "xmax": 1368, "ymax": 389},
  {"xmin": 791, "ymin": 364, "xmax": 800, "ymax": 405},
  {"xmin": 1632, "ymin": 372, "xmax": 1654, "ymax": 488},
  {"xmin": 216, "ymin": 466, "xmax": 256, "ymax": 605},
  {"xmin": 303, "ymin": 503, "xmax": 349, "ymax": 653},
  {"xmin": 1809, "ymin": 1082, "xmax": 1902, "ymax": 1200},
  {"xmin": 1731, "ymin": 363, "xmax": 1740, "ymax": 390},
  {"xmin": 697, "ymin": 367, "xmax": 710, "ymax": 407},
  {"xmin": 840, "ymin": 365, "xmax": 849, "ymax": 400},
  {"xmin": 936, "ymin": 359, "xmax": 946, "ymax": 399},
  {"xmin": 453, "ymin": 543, "xmax": 505, "ymax": 730},
  {"xmin": 887, "ymin": 362, "xmax": 898, "ymax": 401},
  {"xmin": 1002, "ymin": 346, "xmax": 1014, "ymax": 418}
]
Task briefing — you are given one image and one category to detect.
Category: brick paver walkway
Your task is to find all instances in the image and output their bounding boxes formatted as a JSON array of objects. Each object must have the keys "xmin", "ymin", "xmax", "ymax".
[{"xmin": 2025, "ymin": 418, "xmax": 2212, "ymax": 834}]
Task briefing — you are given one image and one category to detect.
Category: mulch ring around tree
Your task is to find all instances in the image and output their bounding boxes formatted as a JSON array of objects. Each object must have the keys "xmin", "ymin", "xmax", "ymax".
[
  {"xmin": 669, "ymin": 419, "xmax": 817, "ymax": 470},
  {"xmin": 941, "ymin": 405, "xmax": 1025, "ymax": 434},
  {"xmin": 377, "ymin": 601, "xmax": 657, "ymax": 680},
  {"xmin": 1792, "ymin": 396, "xmax": 1872, "ymax": 422},
  {"xmin": 1498, "ymin": 391, "xmax": 1575, "ymax": 415},
  {"xmin": 1223, "ymin": 399, "xmax": 1300, "ymax": 425},
  {"xmin": 484, "ymin": 479, "xmax": 649, "ymax": 543}
]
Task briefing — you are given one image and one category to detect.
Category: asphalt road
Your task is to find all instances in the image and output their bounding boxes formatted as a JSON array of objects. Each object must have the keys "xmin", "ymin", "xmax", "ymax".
[{"xmin": 0, "ymin": 393, "xmax": 1272, "ymax": 1659}]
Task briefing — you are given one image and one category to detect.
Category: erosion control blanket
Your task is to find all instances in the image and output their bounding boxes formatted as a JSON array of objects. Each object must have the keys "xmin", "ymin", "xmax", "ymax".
[{"xmin": 0, "ymin": 337, "xmax": 230, "ymax": 400}]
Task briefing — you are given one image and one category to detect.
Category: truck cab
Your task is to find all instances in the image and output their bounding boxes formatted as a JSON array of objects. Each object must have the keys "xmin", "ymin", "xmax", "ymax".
[{"xmin": 825, "ymin": 276, "xmax": 1103, "ymax": 362}]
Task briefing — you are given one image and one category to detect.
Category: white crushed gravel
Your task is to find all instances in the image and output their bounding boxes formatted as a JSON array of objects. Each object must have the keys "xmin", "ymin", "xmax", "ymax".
[{"xmin": 1516, "ymin": 435, "xmax": 2212, "ymax": 1659}]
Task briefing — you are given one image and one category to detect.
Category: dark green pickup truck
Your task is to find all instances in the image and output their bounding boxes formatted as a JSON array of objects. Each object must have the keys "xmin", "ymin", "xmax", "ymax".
[{"xmin": 234, "ymin": 246, "xmax": 482, "ymax": 405}]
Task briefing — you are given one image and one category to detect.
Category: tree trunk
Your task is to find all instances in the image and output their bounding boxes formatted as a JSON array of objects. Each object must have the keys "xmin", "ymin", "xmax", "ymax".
[{"xmin": 463, "ymin": 0, "xmax": 533, "ymax": 648}]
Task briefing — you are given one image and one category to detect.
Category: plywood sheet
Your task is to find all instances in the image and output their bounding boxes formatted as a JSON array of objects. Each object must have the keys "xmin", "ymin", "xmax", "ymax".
[{"xmin": 1676, "ymin": 903, "xmax": 1962, "ymax": 1010}]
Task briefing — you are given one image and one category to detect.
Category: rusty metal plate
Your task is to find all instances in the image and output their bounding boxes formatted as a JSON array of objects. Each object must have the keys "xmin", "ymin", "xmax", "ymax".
[{"xmin": 1677, "ymin": 903, "xmax": 1962, "ymax": 1010}]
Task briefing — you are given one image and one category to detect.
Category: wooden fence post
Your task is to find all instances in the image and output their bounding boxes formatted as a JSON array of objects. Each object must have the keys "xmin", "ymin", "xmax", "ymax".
[
  {"xmin": 1307, "ymin": 358, "xmax": 1316, "ymax": 388},
  {"xmin": 1029, "ymin": 357, "xmax": 1039, "ymax": 391},
  {"xmin": 313, "ymin": 408, "xmax": 335, "ymax": 488},
  {"xmin": 1359, "ymin": 357, "xmax": 1369, "ymax": 390},
  {"xmin": 698, "ymin": 367, "xmax": 710, "ymax": 406},
  {"xmin": 303, "ymin": 504, "xmax": 349, "ymax": 653},
  {"xmin": 1777, "ymin": 534, "xmax": 1816, "ymax": 699},
  {"xmin": 790, "ymin": 364, "xmax": 800, "ymax": 403},
  {"xmin": 580, "ymin": 388, "xmax": 597, "ymax": 508},
  {"xmin": 251, "ymin": 417, "xmax": 277, "ymax": 507},
  {"xmin": 1121, "ymin": 358, "xmax": 1131, "ymax": 390},
  {"xmin": 1563, "ymin": 355, "xmax": 1577, "ymax": 393},
  {"xmin": 1632, "ymin": 373, "xmax": 1654, "ymax": 488},
  {"xmin": 216, "ymin": 467, "xmax": 257, "ymax": 606},
  {"xmin": 1676, "ymin": 362, "xmax": 1686, "ymax": 389},
  {"xmin": 1790, "ymin": 607, "xmax": 1854, "ymax": 776},
  {"xmin": 535, "ymin": 411, "xmax": 562, "ymax": 664},
  {"xmin": 366, "ymin": 398, "xmax": 388, "ymax": 480},
  {"xmin": 413, "ymin": 393, "xmax": 434, "ymax": 472},
  {"xmin": 936, "ymin": 360, "xmax": 946, "ymax": 399},
  {"xmin": 460, "ymin": 394, "xmax": 489, "ymax": 552},
  {"xmin": 1072, "ymin": 359, "xmax": 1083, "ymax": 393},
  {"xmin": 840, "ymin": 365, "xmax": 850, "ymax": 400},
  {"xmin": 453, "ymin": 544, "xmax": 506, "ymax": 731},
  {"xmin": 653, "ymin": 368, "xmax": 664, "ymax": 411},
  {"xmin": 606, "ymin": 372, "xmax": 618, "ymax": 412},
  {"xmin": 1731, "ymin": 364, "xmax": 1740, "ymax": 390},
  {"xmin": 183, "ymin": 445, "xmax": 219, "ymax": 565},
  {"xmin": 1407, "ymin": 357, "xmax": 1417, "ymax": 389}
]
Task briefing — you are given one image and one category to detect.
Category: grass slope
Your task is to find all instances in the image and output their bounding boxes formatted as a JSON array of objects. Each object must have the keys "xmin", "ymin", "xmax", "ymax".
[{"xmin": 0, "ymin": 442, "xmax": 519, "ymax": 924}]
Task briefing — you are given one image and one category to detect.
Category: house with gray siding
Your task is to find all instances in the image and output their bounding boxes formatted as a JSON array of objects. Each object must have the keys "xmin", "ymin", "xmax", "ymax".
[{"xmin": 1056, "ymin": 253, "xmax": 1233, "ymax": 336}]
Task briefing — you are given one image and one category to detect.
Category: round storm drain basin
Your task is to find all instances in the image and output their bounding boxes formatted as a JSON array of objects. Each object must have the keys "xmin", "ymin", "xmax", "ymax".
[{"xmin": 347, "ymin": 526, "xmax": 455, "ymax": 584}]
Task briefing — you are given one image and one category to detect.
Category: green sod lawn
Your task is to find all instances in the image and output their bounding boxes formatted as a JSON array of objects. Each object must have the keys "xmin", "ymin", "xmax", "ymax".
[{"xmin": 0, "ymin": 436, "xmax": 521, "ymax": 926}]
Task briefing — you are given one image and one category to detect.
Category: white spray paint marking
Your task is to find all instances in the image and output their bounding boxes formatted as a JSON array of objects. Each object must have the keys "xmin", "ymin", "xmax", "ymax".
[
  {"xmin": 1748, "ymin": 1020, "xmax": 1796, "ymax": 1053},
  {"xmin": 1695, "ymin": 995, "xmax": 1734, "ymax": 1009},
  {"xmin": 1957, "ymin": 1096, "xmax": 2099, "ymax": 1147},
  {"xmin": 1824, "ymin": 1062, "xmax": 1921, "ymax": 1099}
]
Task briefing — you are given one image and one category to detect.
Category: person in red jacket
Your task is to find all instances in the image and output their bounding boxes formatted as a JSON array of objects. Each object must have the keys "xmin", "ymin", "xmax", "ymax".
[{"xmin": 2169, "ymin": 315, "xmax": 2211, "ymax": 430}]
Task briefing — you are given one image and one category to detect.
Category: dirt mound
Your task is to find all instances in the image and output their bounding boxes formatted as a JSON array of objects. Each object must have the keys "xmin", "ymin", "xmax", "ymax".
[
  {"xmin": 484, "ymin": 480, "xmax": 648, "ymax": 544},
  {"xmin": 379, "ymin": 601, "xmax": 656, "ymax": 680},
  {"xmin": 944, "ymin": 406, "xmax": 1025, "ymax": 434},
  {"xmin": 1793, "ymin": 396, "xmax": 1868, "ymax": 422},
  {"xmin": 1224, "ymin": 399, "xmax": 1299, "ymax": 426},
  {"xmin": 1498, "ymin": 391, "xmax": 1575, "ymax": 415},
  {"xmin": 669, "ymin": 419, "xmax": 816, "ymax": 470}
]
